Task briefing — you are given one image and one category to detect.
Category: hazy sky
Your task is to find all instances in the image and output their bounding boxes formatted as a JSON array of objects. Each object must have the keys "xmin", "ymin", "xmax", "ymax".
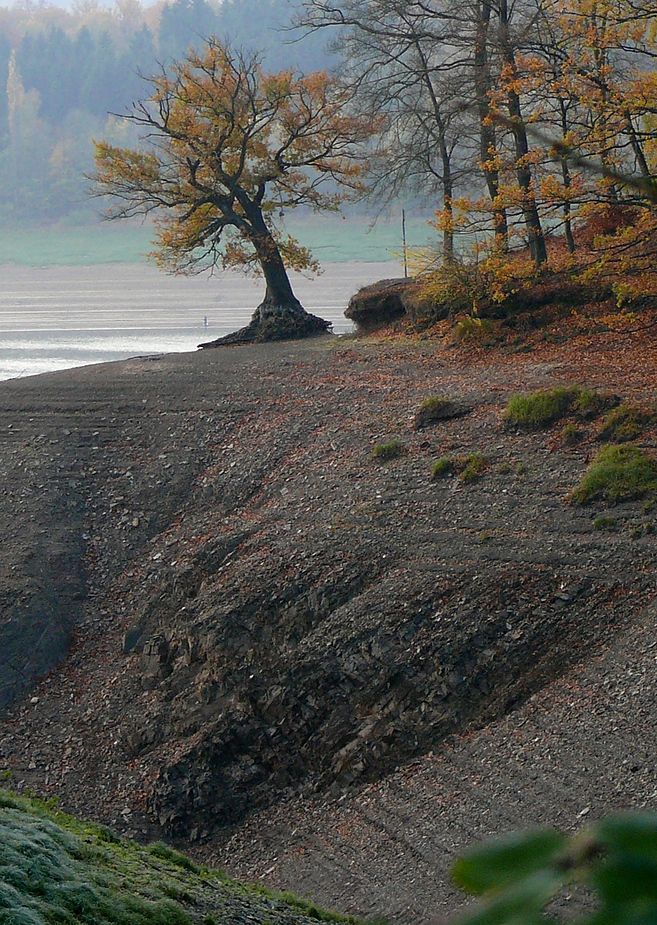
[{"xmin": 0, "ymin": 0, "xmax": 160, "ymax": 7}]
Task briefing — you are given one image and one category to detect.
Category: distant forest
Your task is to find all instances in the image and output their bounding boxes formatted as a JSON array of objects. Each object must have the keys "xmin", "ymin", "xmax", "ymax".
[{"xmin": 0, "ymin": 0, "xmax": 332, "ymax": 224}]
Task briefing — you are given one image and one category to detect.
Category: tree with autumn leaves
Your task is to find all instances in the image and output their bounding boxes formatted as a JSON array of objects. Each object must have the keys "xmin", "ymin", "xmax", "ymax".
[
  {"xmin": 93, "ymin": 40, "xmax": 376, "ymax": 343},
  {"xmin": 94, "ymin": 2, "xmax": 657, "ymax": 339}
]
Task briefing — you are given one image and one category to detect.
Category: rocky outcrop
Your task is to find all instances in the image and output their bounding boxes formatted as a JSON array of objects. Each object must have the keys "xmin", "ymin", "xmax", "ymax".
[
  {"xmin": 143, "ymin": 566, "xmax": 612, "ymax": 839},
  {"xmin": 345, "ymin": 278, "xmax": 417, "ymax": 331}
]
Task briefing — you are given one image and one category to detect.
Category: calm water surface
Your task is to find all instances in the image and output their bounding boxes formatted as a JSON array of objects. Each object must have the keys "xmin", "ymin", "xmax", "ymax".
[{"xmin": 0, "ymin": 260, "xmax": 402, "ymax": 381}]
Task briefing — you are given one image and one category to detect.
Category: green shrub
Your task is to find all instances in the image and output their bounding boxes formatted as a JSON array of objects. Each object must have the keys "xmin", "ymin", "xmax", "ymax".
[
  {"xmin": 597, "ymin": 401, "xmax": 655, "ymax": 442},
  {"xmin": 431, "ymin": 456, "xmax": 453, "ymax": 479},
  {"xmin": 451, "ymin": 812, "xmax": 657, "ymax": 925},
  {"xmin": 504, "ymin": 386, "xmax": 580, "ymax": 428},
  {"xmin": 410, "ymin": 259, "xmax": 491, "ymax": 326},
  {"xmin": 569, "ymin": 444, "xmax": 657, "ymax": 504},
  {"xmin": 371, "ymin": 439, "xmax": 404, "ymax": 461},
  {"xmin": 450, "ymin": 316, "xmax": 498, "ymax": 345}
]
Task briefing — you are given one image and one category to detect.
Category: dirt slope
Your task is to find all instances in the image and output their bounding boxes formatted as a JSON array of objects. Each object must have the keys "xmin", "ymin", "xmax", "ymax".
[{"xmin": 0, "ymin": 325, "xmax": 656, "ymax": 923}]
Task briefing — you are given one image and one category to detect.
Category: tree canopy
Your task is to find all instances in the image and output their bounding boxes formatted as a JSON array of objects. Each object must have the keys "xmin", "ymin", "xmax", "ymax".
[
  {"xmin": 300, "ymin": 0, "xmax": 657, "ymax": 279},
  {"xmin": 93, "ymin": 39, "xmax": 376, "ymax": 343}
]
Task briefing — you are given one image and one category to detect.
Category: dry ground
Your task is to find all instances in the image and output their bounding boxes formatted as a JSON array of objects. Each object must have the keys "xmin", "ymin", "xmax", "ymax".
[{"xmin": 0, "ymin": 316, "xmax": 656, "ymax": 923}]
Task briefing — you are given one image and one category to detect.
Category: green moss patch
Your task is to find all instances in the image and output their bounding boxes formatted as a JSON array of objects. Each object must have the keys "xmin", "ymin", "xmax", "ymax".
[
  {"xmin": 431, "ymin": 452, "xmax": 488, "ymax": 483},
  {"xmin": 569, "ymin": 445, "xmax": 657, "ymax": 504},
  {"xmin": 431, "ymin": 456, "xmax": 453, "ymax": 478},
  {"xmin": 597, "ymin": 402, "xmax": 656, "ymax": 443},
  {"xmin": 504, "ymin": 386, "xmax": 620, "ymax": 429},
  {"xmin": 371, "ymin": 439, "xmax": 404, "ymax": 461},
  {"xmin": 0, "ymin": 790, "xmax": 363, "ymax": 925},
  {"xmin": 414, "ymin": 396, "xmax": 472, "ymax": 431}
]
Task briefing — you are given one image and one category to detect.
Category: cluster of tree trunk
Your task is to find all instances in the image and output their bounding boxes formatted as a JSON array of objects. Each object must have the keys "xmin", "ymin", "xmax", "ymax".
[{"xmin": 298, "ymin": 0, "xmax": 657, "ymax": 268}]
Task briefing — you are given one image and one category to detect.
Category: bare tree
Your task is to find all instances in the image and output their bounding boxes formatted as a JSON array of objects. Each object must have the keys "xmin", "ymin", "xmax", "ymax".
[{"xmin": 298, "ymin": 0, "xmax": 478, "ymax": 261}]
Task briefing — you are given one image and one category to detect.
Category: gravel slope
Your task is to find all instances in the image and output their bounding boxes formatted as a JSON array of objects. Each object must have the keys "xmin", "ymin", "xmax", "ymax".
[
  {"xmin": 209, "ymin": 596, "xmax": 657, "ymax": 923},
  {"xmin": 0, "ymin": 326, "xmax": 655, "ymax": 924}
]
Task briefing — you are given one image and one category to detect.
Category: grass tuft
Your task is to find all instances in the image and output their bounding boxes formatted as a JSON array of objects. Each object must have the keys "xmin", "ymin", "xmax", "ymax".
[
  {"xmin": 371, "ymin": 439, "xmax": 404, "ymax": 461},
  {"xmin": 459, "ymin": 452, "xmax": 488, "ymax": 483},
  {"xmin": 414, "ymin": 395, "xmax": 455, "ymax": 430},
  {"xmin": 418, "ymin": 395, "xmax": 449, "ymax": 412},
  {"xmin": 147, "ymin": 843, "xmax": 200, "ymax": 874},
  {"xmin": 431, "ymin": 453, "xmax": 488, "ymax": 483},
  {"xmin": 504, "ymin": 385, "xmax": 621, "ymax": 430},
  {"xmin": 504, "ymin": 386, "xmax": 580, "ymax": 428},
  {"xmin": 593, "ymin": 514, "xmax": 616, "ymax": 531},
  {"xmin": 569, "ymin": 444, "xmax": 657, "ymax": 504},
  {"xmin": 597, "ymin": 402, "xmax": 656, "ymax": 443},
  {"xmin": 431, "ymin": 456, "xmax": 453, "ymax": 479},
  {"xmin": 561, "ymin": 422, "xmax": 582, "ymax": 445}
]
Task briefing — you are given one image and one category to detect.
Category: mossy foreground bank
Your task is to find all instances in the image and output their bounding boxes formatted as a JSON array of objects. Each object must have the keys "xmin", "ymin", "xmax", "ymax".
[
  {"xmin": 0, "ymin": 789, "xmax": 361, "ymax": 925},
  {"xmin": 0, "ymin": 328, "xmax": 657, "ymax": 923}
]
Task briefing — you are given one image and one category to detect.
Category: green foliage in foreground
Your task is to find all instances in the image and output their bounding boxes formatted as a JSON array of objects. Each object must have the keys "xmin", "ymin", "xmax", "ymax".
[
  {"xmin": 569, "ymin": 444, "xmax": 657, "ymax": 504},
  {"xmin": 452, "ymin": 812, "xmax": 657, "ymax": 925},
  {"xmin": 504, "ymin": 386, "xmax": 619, "ymax": 429},
  {"xmin": 0, "ymin": 790, "xmax": 365, "ymax": 925}
]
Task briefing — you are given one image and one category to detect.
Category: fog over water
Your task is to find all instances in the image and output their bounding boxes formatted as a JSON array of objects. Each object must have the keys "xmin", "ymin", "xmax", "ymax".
[{"xmin": 0, "ymin": 261, "xmax": 402, "ymax": 381}]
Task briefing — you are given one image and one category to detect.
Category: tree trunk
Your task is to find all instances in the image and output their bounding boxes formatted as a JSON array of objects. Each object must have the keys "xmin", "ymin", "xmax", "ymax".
[
  {"xmin": 438, "ymin": 116, "xmax": 455, "ymax": 263},
  {"xmin": 498, "ymin": 0, "xmax": 547, "ymax": 269},
  {"xmin": 199, "ymin": 222, "xmax": 331, "ymax": 347},
  {"xmin": 474, "ymin": 0, "xmax": 508, "ymax": 252},
  {"xmin": 558, "ymin": 99, "xmax": 576, "ymax": 253}
]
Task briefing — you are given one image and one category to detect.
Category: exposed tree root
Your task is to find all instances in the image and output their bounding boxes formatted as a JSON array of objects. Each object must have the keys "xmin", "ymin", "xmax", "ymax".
[{"xmin": 199, "ymin": 299, "xmax": 332, "ymax": 348}]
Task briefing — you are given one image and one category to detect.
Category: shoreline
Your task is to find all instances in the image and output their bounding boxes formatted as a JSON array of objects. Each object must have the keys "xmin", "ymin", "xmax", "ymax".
[{"xmin": 0, "ymin": 260, "xmax": 401, "ymax": 380}]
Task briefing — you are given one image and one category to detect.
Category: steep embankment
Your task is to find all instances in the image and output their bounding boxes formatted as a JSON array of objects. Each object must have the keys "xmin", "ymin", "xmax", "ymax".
[{"xmin": 0, "ymin": 327, "xmax": 656, "ymax": 922}]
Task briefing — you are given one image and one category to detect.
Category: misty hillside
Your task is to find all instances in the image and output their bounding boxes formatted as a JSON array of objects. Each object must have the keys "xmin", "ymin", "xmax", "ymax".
[{"xmin": 0, "ymin": 0, "xmax": 333, "ymax": 225}]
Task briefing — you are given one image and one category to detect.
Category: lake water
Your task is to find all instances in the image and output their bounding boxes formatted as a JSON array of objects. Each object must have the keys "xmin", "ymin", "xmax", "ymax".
[{"xmin": 0, "ymin": 260, "xmax": 402, "ymax": 381}]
